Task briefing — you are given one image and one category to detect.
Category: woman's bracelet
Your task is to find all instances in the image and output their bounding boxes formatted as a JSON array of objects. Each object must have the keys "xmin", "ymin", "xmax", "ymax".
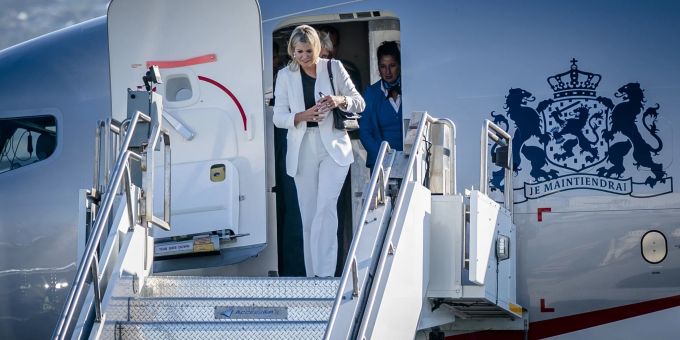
[{"xmin": 339, "ymin": 96, "xmax": 348, "ymax": 110}]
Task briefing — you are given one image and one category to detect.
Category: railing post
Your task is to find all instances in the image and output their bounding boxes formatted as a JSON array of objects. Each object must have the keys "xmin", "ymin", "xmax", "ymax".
[
  {"xmin": 432, "ymin": 119, "xmax": 456, "ymax": 195},
  {"xmin": 480, "ymin": 125, "xmax": 488, "ymax": 194},
  {"xmin": 90, "ymin": 257, "xmax": 102, "ymax": 322},
  {"xmin": 480, "ymin": 120, "xmax": 513, "ymax": 211},
  {"xmin": 351, "ymin": 258, "xmax": 359, "ymax": 298},
  {"xmin": 104, "ymin": 118, "xmax": 111, "ymax": 189},
  {"xmin": 93, "ymin": 122, "xmax": 103, "ymax": 194},
  {"xmin": 163, "ymin": 133, "xmax": 171, "ymax": 225},
  {"xmin": 124, "ymin": 165, "xmax": 135, "ymax": 229},
  {"xmin": 371, "ymin": 167, "xmax": 385, "ymax": 210}
]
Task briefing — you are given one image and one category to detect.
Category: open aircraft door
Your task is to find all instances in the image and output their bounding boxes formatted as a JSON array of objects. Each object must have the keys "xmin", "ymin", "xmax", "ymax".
[{"xmin": 108, "ymin": 0, "xmax": 268, "ymax": 269}]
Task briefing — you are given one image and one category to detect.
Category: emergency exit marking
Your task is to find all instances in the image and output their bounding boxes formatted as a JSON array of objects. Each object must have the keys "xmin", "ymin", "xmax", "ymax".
[
  {"xmin": 537, "ymin": 207, "xmax": 551, "ymax": 222},
  {"xmin": 540, "ymin": 298, "xmax": 555, "ymax": 312}
]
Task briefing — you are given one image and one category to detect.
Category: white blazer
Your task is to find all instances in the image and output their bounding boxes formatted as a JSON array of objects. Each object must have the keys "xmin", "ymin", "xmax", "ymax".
[{"xmin": 273, "ymin": 58, "xmax": 365, "ymax": 177}]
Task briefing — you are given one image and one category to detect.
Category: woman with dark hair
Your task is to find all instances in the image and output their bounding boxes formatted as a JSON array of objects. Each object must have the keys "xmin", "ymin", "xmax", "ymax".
[
  {"xmin": 273, "ymin": 25, "xmax": 365, "ymax": 277},
  {"xmin": 359, "ymin": 41, "xmax": 402, "ymax": 171}
]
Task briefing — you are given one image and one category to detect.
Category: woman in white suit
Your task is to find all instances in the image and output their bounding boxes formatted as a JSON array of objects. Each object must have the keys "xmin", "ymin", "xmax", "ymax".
[{"xmin": 273, "ymin": 25, "xmax": 365, "ymax": 277}]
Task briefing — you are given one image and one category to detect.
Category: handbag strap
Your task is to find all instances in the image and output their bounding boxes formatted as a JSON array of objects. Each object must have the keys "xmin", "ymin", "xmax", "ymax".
[
  {"xmin": 328, "ymin": 59, "xmax": 362, "ymax": 121},
  {"xmin": 327, "ymin": 60, "xmax": 336, "ymax": 95}
]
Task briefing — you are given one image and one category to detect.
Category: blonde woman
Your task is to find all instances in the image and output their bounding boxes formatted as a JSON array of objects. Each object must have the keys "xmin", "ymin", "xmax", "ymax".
[{"xmin": 273, "ymin": 25, "xmax": 365, "ymax": 277}]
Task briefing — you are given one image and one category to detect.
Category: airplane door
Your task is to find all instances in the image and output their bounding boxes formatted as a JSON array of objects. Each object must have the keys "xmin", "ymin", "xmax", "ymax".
[{"xmin": 107, "ymin": 0, "xmax": 267, "ymax": 255}]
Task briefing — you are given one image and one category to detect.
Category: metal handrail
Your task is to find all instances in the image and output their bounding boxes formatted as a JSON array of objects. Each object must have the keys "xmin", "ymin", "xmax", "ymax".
[
  {"xmin": 355, "ymin": 113, "xmax": 454, "ymax": 338},
  {"xmin": 52, "ymin": 110, "xmax": 168, "ymax": 340},
  {"xmin": 349, "ymin": 142, "xmax": 391, "ymax": 295},
  {"xmin": 92, "ymin": 122, "xmax": 102, "ymax": 194},
  {"xmin": 93, "ymin": 119, "xmax": 123, "ymax": 195},
  {"xmin": 324, "ymin": 141, "xmax": 392, "ymax": 339},
  {"xmin": 435, "ymin": 118, "xmax": 457, "ymax": 195},
  {"xmin": 479, "ymin": 119, "xmax": 513, "ymax": 210}
]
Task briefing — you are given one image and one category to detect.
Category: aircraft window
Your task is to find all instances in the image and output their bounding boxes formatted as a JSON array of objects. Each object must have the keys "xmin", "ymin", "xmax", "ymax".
[
  {"xmin": 0, "ymin": 115, "xmax": 57, "ymax": 174},
  {"xmin": 641, "ymin": 230, "xmax": 667, "ymax": 264}
]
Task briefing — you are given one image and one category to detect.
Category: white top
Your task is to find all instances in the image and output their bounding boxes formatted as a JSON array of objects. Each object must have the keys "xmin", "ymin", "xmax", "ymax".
[{"xmin": 380, "ymin": 81, "xmax": 402, "ymax": 112}]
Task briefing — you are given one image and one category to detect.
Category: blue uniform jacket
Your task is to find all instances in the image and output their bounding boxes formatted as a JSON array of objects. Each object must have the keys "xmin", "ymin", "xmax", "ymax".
[{"xmin": 359, "ymin": 81, "xmax": 403, "ymax": 168}]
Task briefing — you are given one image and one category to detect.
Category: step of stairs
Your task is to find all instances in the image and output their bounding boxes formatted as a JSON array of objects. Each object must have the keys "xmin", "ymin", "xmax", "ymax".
[
  {"xmin": 99, "ymin": 276, "xmax": 340, "ymax": 340},
  {"xmin": 105, "ymin": 297, "xmax": 334, "ymax": 322},
  {"xmin": 141, "ymin": 276, "xmax": 340, "ymax": 299},
  {"xmin": 104, "ymin": 320, "xmax": 328, "ymax": 340}
]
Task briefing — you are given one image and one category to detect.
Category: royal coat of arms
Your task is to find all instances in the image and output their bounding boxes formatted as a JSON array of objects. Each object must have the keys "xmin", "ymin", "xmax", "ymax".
[{"xmin": 489, "ymin": 59, "xmax": 672, "ymax": 203}]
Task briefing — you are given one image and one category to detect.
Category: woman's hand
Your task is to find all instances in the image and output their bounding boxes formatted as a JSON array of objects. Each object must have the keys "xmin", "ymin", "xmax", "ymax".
[
  {"xmin": 318, "ymin": 95, "xmax": 346, "ymax": 111},
  {"xmin": 294, "ymin": 105, "xmax": 328, "ymax": 125}
]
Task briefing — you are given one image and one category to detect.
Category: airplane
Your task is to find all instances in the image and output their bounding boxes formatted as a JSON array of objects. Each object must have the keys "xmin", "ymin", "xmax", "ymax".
[{"xmin": 0, "ymin": 0, "xmax": 679, "ymax": 339}]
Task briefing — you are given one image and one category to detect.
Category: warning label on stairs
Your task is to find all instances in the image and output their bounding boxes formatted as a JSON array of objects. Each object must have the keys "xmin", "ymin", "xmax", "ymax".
[{"xmin": 214, "ymin": 306, "xmax": 288, "ymax": 319}]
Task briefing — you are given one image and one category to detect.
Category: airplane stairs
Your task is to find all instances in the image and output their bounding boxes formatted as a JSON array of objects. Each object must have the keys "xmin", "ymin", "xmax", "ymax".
[
  {"xmin": 100, "ymin": 276, "xmax": 339, "ymax": 339},
  {"xmin": 91, "ymin": 136, "xmax": 399, "ymax": 339},
  {"xmin": 52, "ymin": 104, "xmax": 399, "ymax": 339},
  {"xmin": 89, "ymin": 136, "xmax": 400, "ymax": 340},
  {"xmin": 54, "ymin": 108, "xmax": 522, "ymax": 339}
]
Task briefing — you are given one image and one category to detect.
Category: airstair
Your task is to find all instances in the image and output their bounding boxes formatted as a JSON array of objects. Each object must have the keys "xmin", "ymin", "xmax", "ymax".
[
  {"xmin": 100, "ymin": 276, "xmax": 339, "ymax": 339},
  {"xmin": 52, "ymin": 67, "xmax": 524, "ymax": 338}
]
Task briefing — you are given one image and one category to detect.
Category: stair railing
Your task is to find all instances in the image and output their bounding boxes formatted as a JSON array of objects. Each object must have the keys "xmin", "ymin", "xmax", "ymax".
[
  {"xmin": 354, "ymin": 114, "xmax": 455, "ymax": 339},
  {"xmin": 325, "ymin": 113, "xmax": 456, "ymax": 340},
  {"xmin": 324, "ymin": 141, "xmax": 392, "ymax": 340},
  {"xmin": 52, "ymin": 109, "xmax": 171, "ymax": 340},
  {"xmin": 479, "ymin": 119, "xmax": 513, "ymax": 210}
]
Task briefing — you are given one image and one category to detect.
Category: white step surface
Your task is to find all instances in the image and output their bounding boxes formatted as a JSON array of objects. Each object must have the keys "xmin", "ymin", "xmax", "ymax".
[
  {"xmin": 105, "ymin": 297, "xmax": 334, "ymax": 322},
  {"xmin": 98, "ymin": 276, "xmax": 340, "ymax": 340},
  {"xmin": 141, "ymin": 276, "xmax": 340, "ymax": 299},
  {"xmin": 101, "ymin": 321, "xmax": 327, "ymax": 340}
]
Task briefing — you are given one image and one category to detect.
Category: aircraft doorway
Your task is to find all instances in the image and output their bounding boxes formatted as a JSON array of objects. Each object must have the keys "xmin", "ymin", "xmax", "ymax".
[{"xmin": 270, "ymin": 12, "xmax": 401, "ymax": 276}]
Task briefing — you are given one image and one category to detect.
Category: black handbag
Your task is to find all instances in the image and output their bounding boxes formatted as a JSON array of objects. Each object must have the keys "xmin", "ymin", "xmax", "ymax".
[{"xmin": 327, "ymin": 60, "xmax": 360, "ymax": 131}]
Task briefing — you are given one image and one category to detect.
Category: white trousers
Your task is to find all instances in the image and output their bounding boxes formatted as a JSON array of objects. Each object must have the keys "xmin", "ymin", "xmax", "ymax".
[{"xmin": 294, "ymin": 127, "xmax": 350, "ymax": 277}]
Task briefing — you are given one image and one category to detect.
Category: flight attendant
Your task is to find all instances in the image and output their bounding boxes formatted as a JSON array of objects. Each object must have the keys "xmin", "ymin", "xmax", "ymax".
[
  {"xmin": 273, "ymin": 25, "xmax": 365, "ymax": 277},
  {"xmin": 359, "ymin": 41, "xmax": 402, "ymax": 171}
]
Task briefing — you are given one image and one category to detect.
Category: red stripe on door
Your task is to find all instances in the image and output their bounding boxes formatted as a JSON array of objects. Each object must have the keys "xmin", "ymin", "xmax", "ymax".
[
  {"xmin": 198, "ymin": 75, "xmax": 247, "ymax": 131},
  {"xmin": 147, "ymin": 54, "xmax": 217, "ymax": 69}
]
